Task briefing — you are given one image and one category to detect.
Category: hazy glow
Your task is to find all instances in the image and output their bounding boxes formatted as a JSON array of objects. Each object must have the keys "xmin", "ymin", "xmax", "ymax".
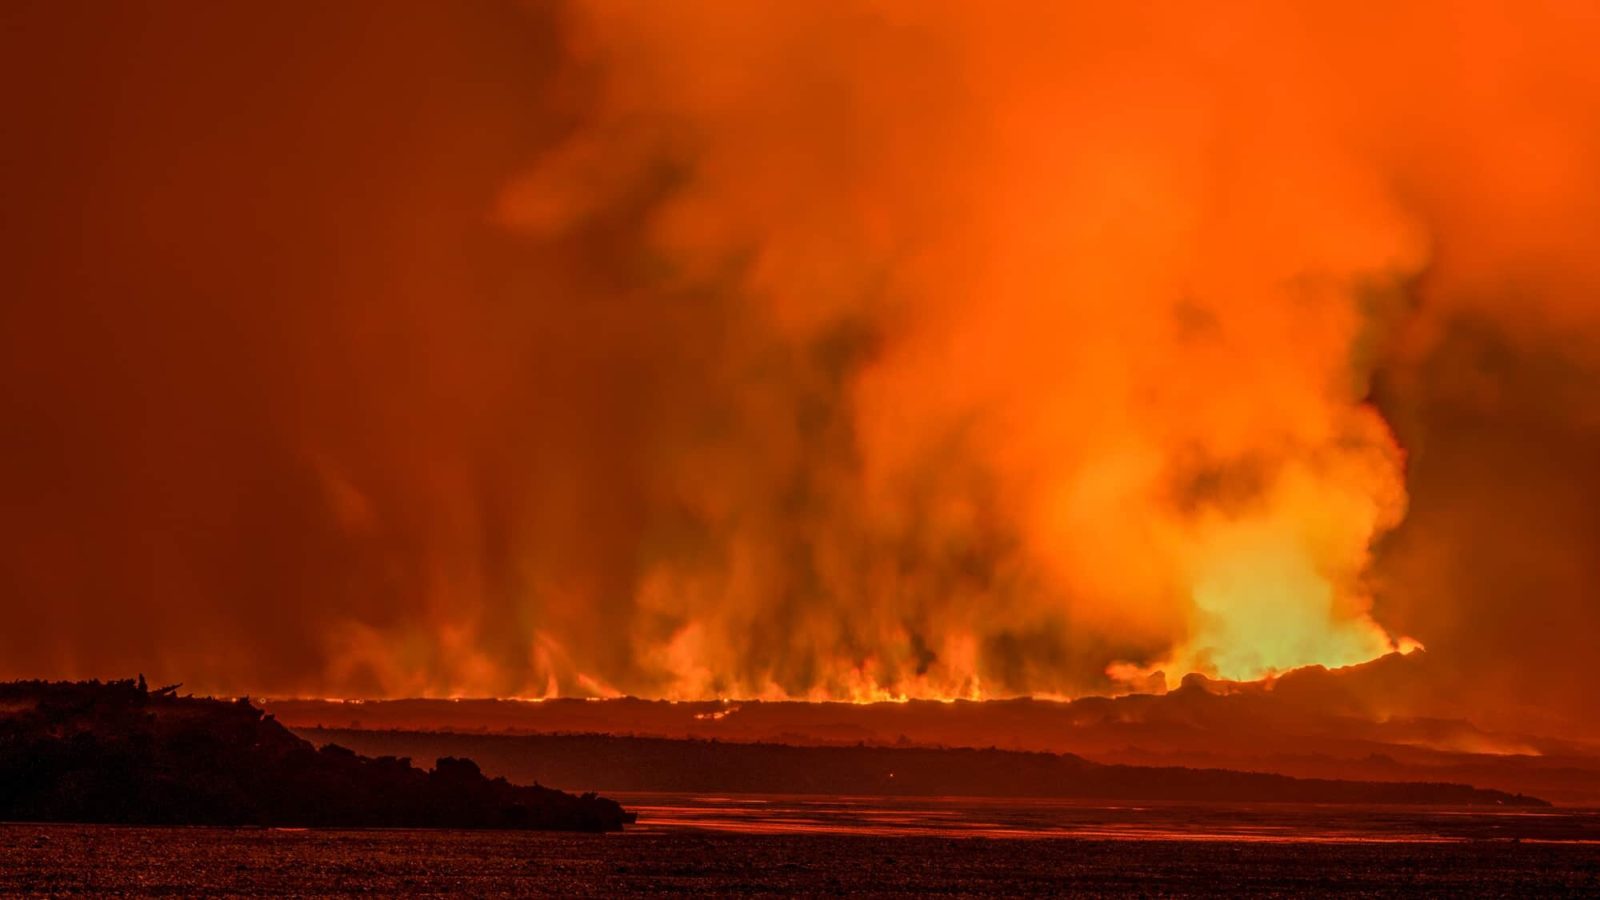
[{"xmin": 3, "ymin": 1, "xmax": 1600, "ymax": 729}]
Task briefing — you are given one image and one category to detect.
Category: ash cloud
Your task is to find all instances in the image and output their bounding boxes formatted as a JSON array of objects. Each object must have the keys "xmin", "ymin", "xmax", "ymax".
[{"xmin": 2, "ymin": 1, "xmax": 1599, "ymax": 731}]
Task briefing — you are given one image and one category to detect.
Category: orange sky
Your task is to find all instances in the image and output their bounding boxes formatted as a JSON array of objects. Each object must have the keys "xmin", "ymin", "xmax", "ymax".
[{"xmin": 3, "ymin": 1, "xmax": 1599, "ymax": 733}]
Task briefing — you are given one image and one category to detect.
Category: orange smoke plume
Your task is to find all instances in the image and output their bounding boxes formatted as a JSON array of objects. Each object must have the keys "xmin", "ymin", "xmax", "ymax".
[
  {"xmin": 4, "ymin": 2, "xmax": 1600, "ymax": 726},
  {"xmin": 496, "ymin": 1, "xmax": 1433, "ymax": 697}
]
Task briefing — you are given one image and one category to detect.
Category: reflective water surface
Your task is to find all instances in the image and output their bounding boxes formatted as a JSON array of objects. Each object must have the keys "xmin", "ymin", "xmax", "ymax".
[{"xmin": 616, "ymin": 793, "xmax": 1600, "ymax": 843}]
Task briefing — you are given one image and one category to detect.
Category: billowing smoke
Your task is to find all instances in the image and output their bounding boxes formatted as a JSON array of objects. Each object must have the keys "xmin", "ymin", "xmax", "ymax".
[{"xmin": 2, "ymin": 2, "xmax": 1598, "ymax": 726}]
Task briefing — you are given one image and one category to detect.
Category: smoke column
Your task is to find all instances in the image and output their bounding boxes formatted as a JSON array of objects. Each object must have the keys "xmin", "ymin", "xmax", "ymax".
[{"xmin": 3, "ymin": 2, "xmax": 1599, "ymax": 729}]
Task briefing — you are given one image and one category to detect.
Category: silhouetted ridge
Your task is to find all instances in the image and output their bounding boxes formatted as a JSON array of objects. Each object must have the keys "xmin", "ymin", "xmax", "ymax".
[
  {"xmin": 0, "ymin": 679, "xmax": 632, "ymax": 831},
  {"xmin": 304, "ymin": 729, "xmax": 1552, "ymax": 807}
]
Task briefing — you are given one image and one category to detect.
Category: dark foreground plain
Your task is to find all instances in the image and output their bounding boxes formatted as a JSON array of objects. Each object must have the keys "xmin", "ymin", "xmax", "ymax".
[
  {"xmin": 5, "ymin": 800, "xmax": 1600, "ymax": 898},
  {"xmin": 299, "ymin": 728, "xmax": 1546, "ymax": 807}
]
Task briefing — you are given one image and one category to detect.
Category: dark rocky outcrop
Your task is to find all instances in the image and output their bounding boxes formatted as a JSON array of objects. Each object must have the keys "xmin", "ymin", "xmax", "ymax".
[{"xmin": 0, "ymin": 680, "xmax": 633, "ymax": 831}]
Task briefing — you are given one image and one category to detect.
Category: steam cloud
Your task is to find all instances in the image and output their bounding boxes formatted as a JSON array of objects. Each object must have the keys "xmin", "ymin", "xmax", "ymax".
[{"xmin": 3, "ymin": 1, "xmax": 1598, "ymax": 730}]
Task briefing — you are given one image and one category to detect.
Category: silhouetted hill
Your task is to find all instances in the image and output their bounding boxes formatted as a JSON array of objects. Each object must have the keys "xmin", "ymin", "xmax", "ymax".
[
  {"xmin": 303, "ymin": 729, "xmax": 1550, "ymax": 806},
  {"xmin": 0, "ymin": 680, "xmax": 632, "ymax": 831}
]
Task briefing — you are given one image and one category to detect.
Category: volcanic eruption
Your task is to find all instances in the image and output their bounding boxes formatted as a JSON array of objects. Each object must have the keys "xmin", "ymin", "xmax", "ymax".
[{"xmin": 3, "ymin": 1, "xmax": 1599, "ymax": 744}]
